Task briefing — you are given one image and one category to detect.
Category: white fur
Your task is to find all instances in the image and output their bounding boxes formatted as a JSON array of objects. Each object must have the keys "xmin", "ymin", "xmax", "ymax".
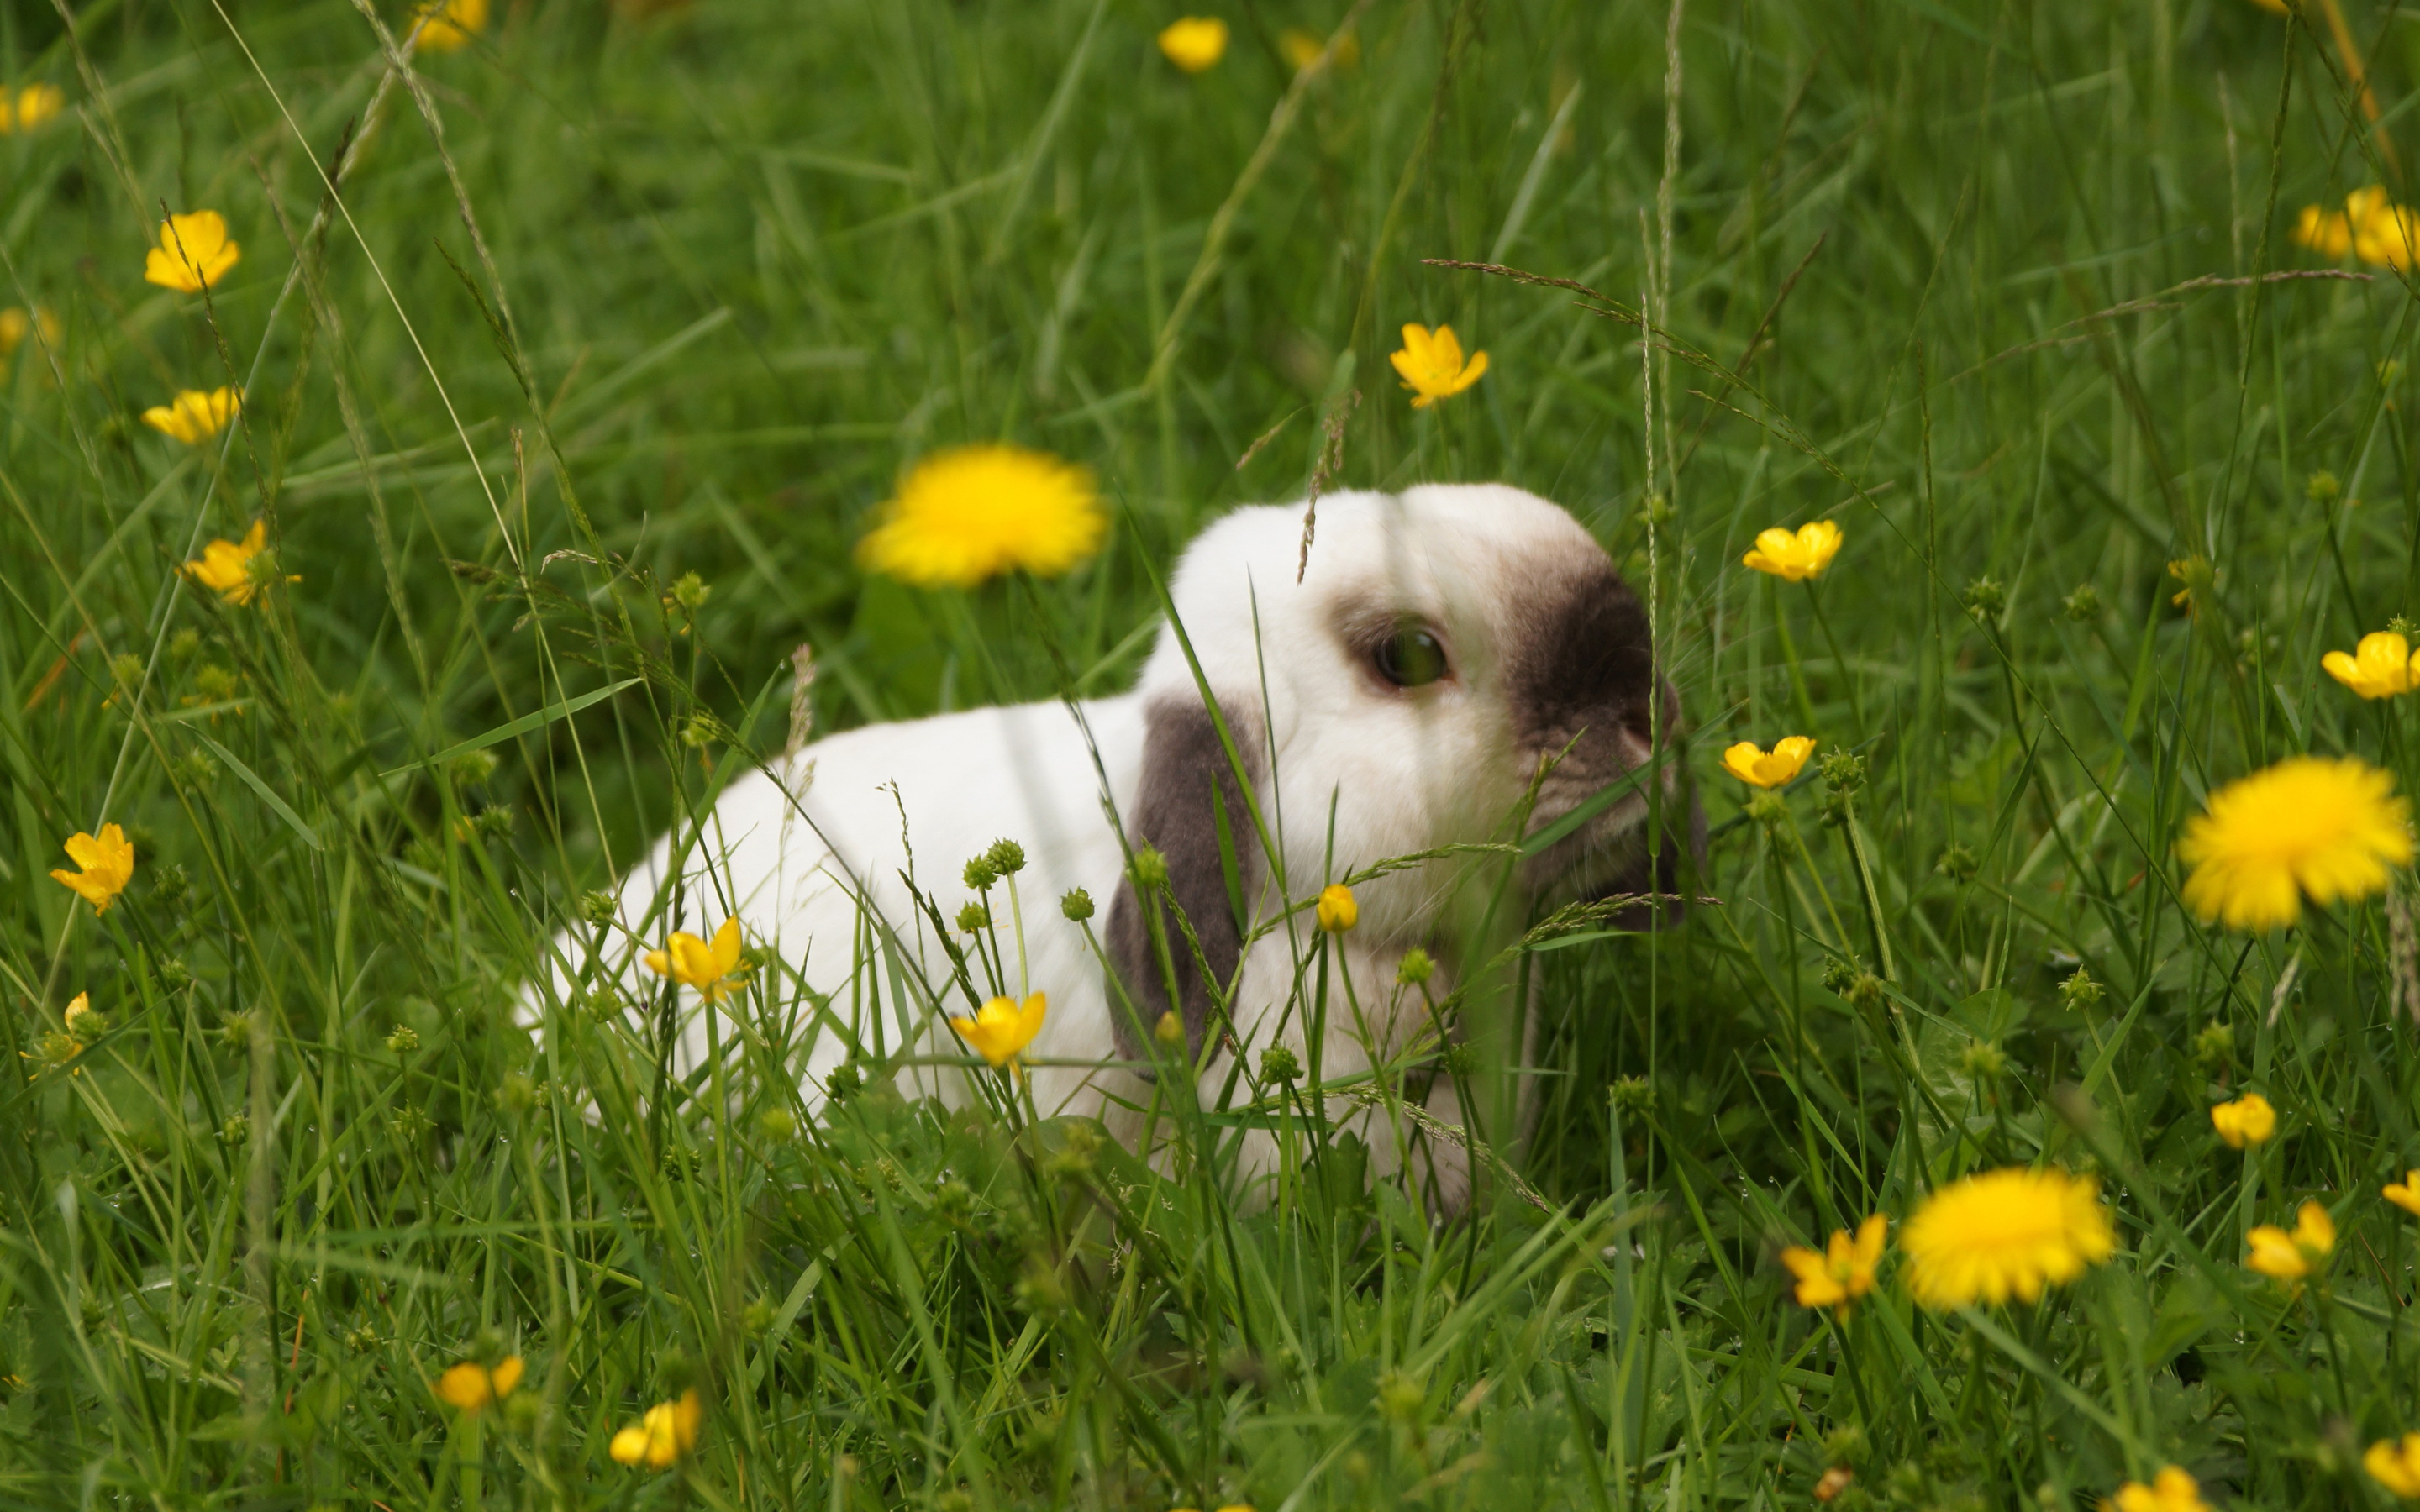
[{"xmin": 535, "ymin": 485, "xmax": 1657, "ymax": 1205}]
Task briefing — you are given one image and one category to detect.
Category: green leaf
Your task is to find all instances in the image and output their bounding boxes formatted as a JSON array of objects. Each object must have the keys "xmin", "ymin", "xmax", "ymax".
[{"xmin": 381, "ymin": 676, "xmax": 643, "ymax": 777}]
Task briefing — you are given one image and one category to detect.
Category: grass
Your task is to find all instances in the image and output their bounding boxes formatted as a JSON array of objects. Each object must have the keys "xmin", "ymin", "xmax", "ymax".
[{"xmin": 6, "ymin": 0, "xmax": 2420, "ymax": 1506}]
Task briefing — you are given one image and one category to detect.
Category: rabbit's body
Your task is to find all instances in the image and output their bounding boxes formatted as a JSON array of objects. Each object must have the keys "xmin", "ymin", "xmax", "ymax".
[{"xmin": 543, "ymin": 485, "xmax": 1693, "ymax": 1208}]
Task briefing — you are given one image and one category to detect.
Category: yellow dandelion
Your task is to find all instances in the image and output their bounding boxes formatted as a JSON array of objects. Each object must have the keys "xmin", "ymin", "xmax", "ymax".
[
  {"xmin": 0, "ymin": 83, "xmax": 63, "ymax": 134},
  {"xmin": 1779, "ymin": 1214, "xmax": 1887, "ymax": 1319},
  {"xmin": 1898, "ymin": 1166, "xmax": 2115, "ymax": 1309},
  {"xmin": 1316, "ymin": 883, "xmax": 1357, "ymax": 932},
  {"xmin": 2245, "ymin": 1199, "xmax": 2334, "ymax": 1284},
  {"xmin": 642, "ymin": 917, "xmax": 747, "ymax": 1003},
  {"xmin": 2369, "ymin": 1434, "xmax": 2420, "ymax": 1499},
  {"xmin": 608, "ymin": 1388, "xmax": 702, "ymax": 1468},
  {"xmin": 1722, "ymin": 736, "xmax": 1814, "ymax": 789},
  {"xmin": 949, "ymin": 991, "xmax": 1048, "ymax": 1070},
  {"xmin": 142, "ymin": 387, "xmax": 242, "ymax": 446},
  {"xmin": 50, "ymin": 824, "xmax": 134, "ymax": 914},
  {"xmin": 856, "ymin": 444, "xmax": 1104, "ymax": 588},
  {"xmin": 413, "ymin": 0, "xmax": 489, "ymax": 50},
  {"xmin": 2323, "ymin": 631, "xmax": 2420, "ymax": 699},
  {"xmin": 143, "ymin": 211, "xmax": 240, "ymax": 293},
  {"xmin": 1740, "ymin": 521, "xmax": 1843, "ymax": 581},
  {"xmin": 2176, "ymin": 755, "xmax": 2411, "ymax": 932},
  {"xmin": 2105, "ymin": 1466, "xmax": 2210, "ymax": 1512},
  {"xmin": 1389, "ymin": 323, "xmax": 1488, "ymax": 408},
  {"xmin": 1157, "ymin": 18, "xmax": 1228, "ymax": 72},
  {"xmin": 2210, "ymin": 1092, "xmax": 2276, "ymax": 1149},
  {"xmin": 433, "ymin": 1356, "xmax": 523, "ymax": 1412},
  {"xmin": 2386, "ymin": 1171, "xmax": 2420, "ymax": 1218}
]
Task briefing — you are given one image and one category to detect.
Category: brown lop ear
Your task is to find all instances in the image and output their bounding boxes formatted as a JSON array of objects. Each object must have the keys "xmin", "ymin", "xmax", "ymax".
[{"xmin": 1104, "ymin": 695, "xmax": 1265, "ymax": 1066}]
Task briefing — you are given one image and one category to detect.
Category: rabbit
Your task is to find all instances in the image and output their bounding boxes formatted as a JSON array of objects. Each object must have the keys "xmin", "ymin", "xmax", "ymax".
[{"xmin": 536, "ymin": 482, "xmax": 1697, "ymax": 1210}]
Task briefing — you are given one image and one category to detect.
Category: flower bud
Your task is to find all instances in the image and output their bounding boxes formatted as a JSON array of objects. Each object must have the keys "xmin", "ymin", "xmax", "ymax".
[
  {"xmin": 1396, "ymin": 947, "xmax": 1434, "ymax": 985},
  {"xmin": 2058, "ymin": 967, "xmax": 2103, "ymax": 1012},
  {"xmin": 1259, "ymin": 1045, "xmax": 1300, "ymax": 1083},
  {"xmin": 1059, "ymin": 887, "xmax": 1095, "ymax": 921},
  {"xmin": 1130, "ymin": 847, "xmax": 1169, "ymax": 890},
  {"xmin": 2062, "ymin": 584, "xmax": 2102, "ymax": 621},
  {"xmin": 984, "ymin": 838, "xmax": 1027, "ymax": 877}
]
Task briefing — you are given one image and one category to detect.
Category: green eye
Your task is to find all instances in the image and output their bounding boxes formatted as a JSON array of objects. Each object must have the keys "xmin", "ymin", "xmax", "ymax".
[{"xmin": 1373, "ymin": 627, "xmax": 1449, "ymax": 687}]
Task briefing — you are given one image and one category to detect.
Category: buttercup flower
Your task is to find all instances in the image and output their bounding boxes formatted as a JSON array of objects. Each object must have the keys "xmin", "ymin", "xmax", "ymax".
[
  {"xmin": 50, "ymin": 824, "xmax": 134, "ymax": 913},
  {"xmin": 2106, "ymin": 1466, "xmax": 2210, "ymax": 1512},
  {"xmin": 1316, "ymin": 883, "xmax": 1357, "ymax": 932},
  {"xmin": 950, "ymin": 991, "xmax": 1047, "ymax": 1069},
  {"xmin": 2245, "ymin": 1199, "xmax": 2335, "ymax": 1283},
  {"xmin": 1898, "ymin": 1166, "xmax": 2116, "ymax": 1309},
  {"xmin": 2323, "ymin": 631, "xmax": 2420, "ymax": 698},
  {"xmin": 1279, "ymin": 28, "xmax": 1358, "ymax": 71},
  {"xmin": 856, "ymin": 444, "xmax": 1104, "ymax": 588},
  {"xmin": 143, "ymin": 387, "xmax": 242, "ymax": 446},
  {"xmin": 2165, "ymin": 556, "xmax": 2215, "ymax": 617},
  {"xmin": 0, "ymin": 306, "xmax": 60, "ymax": 363},
  {"xmin": 144, "ymin": 211, "xmax": 240, "ymax": 292},
  {"xmin": 1157, "ymin": 17, "xmax": 1228, "ymax": 72},
  {"xmin": 62, "ymin": 993, "xmax": 96, "ymax": 1038},
  {"xmin": 609, "ymin": 1388, "xmax": 702, "ymax": 1468},
  {"xmin": 1390, "ymin": 323, "xmax": 1488, "ymax": 408},
  {"xmin": 433, "ymin": 1356, "xmax": 524, "ymax": 1411},
  {"xmin": 184, "ymin": 521, "xmax": 295, "ymax": 606},
  {"xmin": 2296, "ymin": 187, "xmax": 2420, "ymax": 271},
  {"xmin": 2210, "ymin": 1093, "xmax": 2276, "ymax": 1149},
  {"xmin": 2386, "ymin": 1170, "xmax": 2420, "ymax": 1217},
  {"xmin": 1723, "ymin": 737, "xmax": 1815, "ymax": 789},
  {"xmin": 2368, "ymin": 1434, "xmax": 2420, "ymax": 1499},
  {"xmin": 643, "ymin": 917, "xmax": 746, "ymax": 1002},
  {"xmin": 1780, "ymin": 1214, "xmax": 1887, "ymax": 1318},
  {"xmin": 1741, "ymin": 521, "xmax": 1843, "ymax": 581},
  {"xmin": 0, "ymin": 83, "xmax": 63, "ymax": 134},
  {"xmin": 413, "ymin": 0, "xmax": 489, "ymax": 50},
  {"xmin": 2176, "ymin": 755, "xmax": 2411, "ymax": 932}
]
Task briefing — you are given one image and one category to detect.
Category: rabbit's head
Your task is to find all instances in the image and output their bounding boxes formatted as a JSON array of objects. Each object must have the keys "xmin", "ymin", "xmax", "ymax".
[{"xmin": 1105, "ymin": 484, "xmax": 1696, "ymax": 1058}]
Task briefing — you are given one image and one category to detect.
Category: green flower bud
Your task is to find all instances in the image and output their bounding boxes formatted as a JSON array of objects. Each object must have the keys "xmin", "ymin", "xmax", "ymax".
[{"xmin": 1059, "ymin": 887, "xmax": 1095, "ymax": 921}]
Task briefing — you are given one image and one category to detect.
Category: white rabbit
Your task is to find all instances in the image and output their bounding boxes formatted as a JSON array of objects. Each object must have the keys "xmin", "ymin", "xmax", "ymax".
[{"xmin": 536, "ymin": 483, "xmax": 1694, "ymax": 1210}]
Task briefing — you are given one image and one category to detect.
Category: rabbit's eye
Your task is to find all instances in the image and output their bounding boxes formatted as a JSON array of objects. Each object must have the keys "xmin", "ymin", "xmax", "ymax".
[{"xmin": 1373, "ymin": 627, "xmax": 1449, "ymax": 687}]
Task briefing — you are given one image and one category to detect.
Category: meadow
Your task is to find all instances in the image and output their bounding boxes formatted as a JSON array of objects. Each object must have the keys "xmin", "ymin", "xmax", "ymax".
[{"xmin": 8, "ymin": 0, "xmax": 2420, "ymax": 1506}]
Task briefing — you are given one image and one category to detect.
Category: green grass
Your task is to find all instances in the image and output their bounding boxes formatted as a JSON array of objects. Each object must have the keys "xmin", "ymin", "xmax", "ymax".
[{"xmin": 8, "ymin": 0, "xmax": 2420, "ymax": 1506}]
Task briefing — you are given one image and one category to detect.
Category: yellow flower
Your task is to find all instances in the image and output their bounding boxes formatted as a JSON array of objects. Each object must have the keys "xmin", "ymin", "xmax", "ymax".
[
  {"xmin": 608, "ymin": 1388, "xmax": 702, "ymax": 1468},
  {"xmin": 184, "ymin": 520, "xmax": 296, "ymax": 606},
  {"xmin": 1779, "ymin": 1214, "xmax": 1887, "ymax": 1318},
  {"xmin": 856, "ymin": 444, "xmax": 1105, "ymax": 589},
  {"xmin": 2245, "ymin": 1200, "xmax": 2335, "ymax": 1283},
  {"xmin": 2368, "ymin": 1434, "xmax": 2420, "ymax": 1499},
  {"xmin": 1722, "ymin": 736, "xmax": 1814, "ymax": 789},
  {"xmin": 2210, "ymin": 1093, "xmax": 2276, "ymax": 1149},
  {"xmin": 1279, "ymin": 27, "xmax": 1358, "ymax": 71},
  {"xmin": 1157, "ymin": 18, "xmax": 1228, "ymax": 72},
  {"xmin": 1389, "ymin": 323, "xmax": 1488, "ymax": 408},
  {"xmin": 1898, "ymin": 1166, "xmax": 2115, "ymax": 1309},
  {"xmin": 1316, "ymin": 883, "xmax": 1357, "ymax": 932},
  {"xmin": 50, "ymin": 824, "xmax": 134, "ymax": 914},
  {"xmin": 950, "ymin": 991, "xmax": 1048, "ymax": 1069},
  {"xmin": 0, "ymin": 306, "xmax": 60, "ymax": 363},
  {"xmin": 642, "ymin": 917, "xmax": 746, "ymax": 1002},
  {"xmin": 62, "ymin": 993, "xmax": 95, "ymax": 1038},
  {"xmin": 2176, "ymin": 755, "xmax": 2411, "ymax": 932},
  {"xmin": 0, "ymin": 83, "xmax": 64, "ymax": 134},
  {"xmin": 2323, "ymin": 631, "xmax": 2420, "ymax": 699},
  {"xmin": 433, "ymin": 1356, "xmax": 523, "ymax": 1411},
  {"xmin": 2106, "ymin": 1466, "xmax": 2210, "ymax": 1512},
  {"xmin": 1740, "ymin": 521, "xmax": 1843, "ymax": 581},
  {"xmin": 2385, "ymin": 1171, "xmax": 2420, "ymax": 1217},
  {"xmin": 144, "ymin": 211, "xmax": 241, "ymax": 293},
  {"xmin": 2296, "ymin": 202, "xmax": 2354, "ymax": 257},
  {"xmin": 142, "ymin": 387, "xmax": 242, "ymax": 446},
  {"xmin": 414, "ymin": 0, "xmax": 489, "ymax": 50},
  {"xmin": 2165, "ymin": 555, "xmax": 2215, "ymax": 617}
]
